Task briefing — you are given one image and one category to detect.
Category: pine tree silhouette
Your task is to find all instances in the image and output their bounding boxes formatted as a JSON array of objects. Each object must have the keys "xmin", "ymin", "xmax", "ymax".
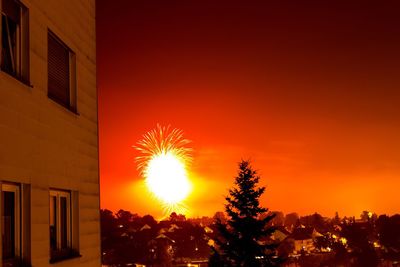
[{"xmin": 210, "ymin": 160, "xmax": 281, "ymax": 267}]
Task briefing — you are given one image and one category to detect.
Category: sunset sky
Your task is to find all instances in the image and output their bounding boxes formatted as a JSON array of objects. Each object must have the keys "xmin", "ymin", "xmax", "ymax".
[{"xmin": 97, "ymin": 1, "xmax": 400, "ymax": 219}]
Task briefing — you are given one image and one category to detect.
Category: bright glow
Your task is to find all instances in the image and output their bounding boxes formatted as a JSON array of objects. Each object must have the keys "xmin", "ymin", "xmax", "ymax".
[
  {"xmin": 135, "ymin": 125, "xmax": 193, "ymax": 215},
  {"xmin": 146, "ymin": 152, "xmax": 191, "ymax": 204}
]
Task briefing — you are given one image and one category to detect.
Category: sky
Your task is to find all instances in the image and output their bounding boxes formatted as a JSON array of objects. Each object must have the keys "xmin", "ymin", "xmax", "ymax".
[{"xmin": 97, "ymin": 1, "xmax": 400, "ymax": 219}]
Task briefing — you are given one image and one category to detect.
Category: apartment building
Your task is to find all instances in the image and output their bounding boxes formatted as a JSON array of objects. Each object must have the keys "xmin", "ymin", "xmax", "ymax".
[{"xmin": 0, "ymin": 0, "xmax": 100, "ymax": 266}]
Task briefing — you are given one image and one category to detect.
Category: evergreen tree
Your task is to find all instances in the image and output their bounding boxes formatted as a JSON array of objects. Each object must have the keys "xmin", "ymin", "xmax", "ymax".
[
  {"xmin": 333, "ymin": 211, "xmax": 341, "ymax": 225},
  {"xmin": 211, "ymin": 160, "xmax": 281, "ymax": 267}
]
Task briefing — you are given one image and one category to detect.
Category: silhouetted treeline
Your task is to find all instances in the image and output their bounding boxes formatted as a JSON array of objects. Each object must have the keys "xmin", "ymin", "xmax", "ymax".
[
  {"xmin": 101, "ymin": 209, "xmax": 400, "ymax": 267},
  {"xmin": 101, "ymin": 210, "xmax": 210, "ymax": 266},
  {"xmin": 267, "ymin": 211, "xmax": 400, "ymax": 267}
]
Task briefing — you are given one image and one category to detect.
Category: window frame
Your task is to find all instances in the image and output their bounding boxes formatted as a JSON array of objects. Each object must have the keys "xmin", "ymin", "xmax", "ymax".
[
  {"xmin": 0, "ymin": 0, "xmax": 30, "ymax": 84},
  {"xmin": 47, "ymin": 30, "xmax": 77, "ymax": 113},
  {"xmin": 1, "ymin": 183, "xmax": 21, "ymax": 264},
  {"xmin": 49, "ymin": 189, "xmax": 71, "ymax": 253}
]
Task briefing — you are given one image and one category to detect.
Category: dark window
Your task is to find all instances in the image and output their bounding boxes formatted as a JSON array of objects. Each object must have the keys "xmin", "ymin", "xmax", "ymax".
[
  {"xmin": 1, "ymin": 0, "xmax": 29, "ymax": 82},
  {"xmin": 1, "ymin": 184, "xmax": 21, "ymax": 267},
  {"xmin": 60, "ymin": 196, "xmax": 67, "ymax": 249},
  {"xmin": 47, "ymin": 31, "xmax": 76, "ymax": 112},
  {"xmin": 2, "ymin": 191, "xmax": 15, "ymax": 259},
  {"xmin": 49, "ymin": 195, "xmax": 57, "ymax": 251},
  {"xmin": 49, "ymin": 190, "xmax": 78, "ymax": 263}
]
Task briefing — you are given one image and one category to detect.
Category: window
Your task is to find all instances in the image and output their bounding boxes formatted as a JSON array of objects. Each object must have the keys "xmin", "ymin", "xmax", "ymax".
[
  {"xmin": 0, "ymin": 0, "xmax": 29, "ymax": 82},
  {"xmin": 47, "ymin": 31, "xmax": 77, "ymax": 112},
  {"xmin": 49, "ymin": 190, "xmax": 79, "ymax": 263},
  {"xmin": 1, "ymin": 183, "xmax": 21, "ymax": 267}
]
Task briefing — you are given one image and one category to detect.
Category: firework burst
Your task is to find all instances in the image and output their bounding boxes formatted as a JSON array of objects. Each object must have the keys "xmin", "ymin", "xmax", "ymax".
[
  {"xmin": 134, "ymin": 124, "xmax": 192, "ymax": 215},
  {"xmin": 135, "ymin": 124, "xmax": 192, "ymax": 174}
]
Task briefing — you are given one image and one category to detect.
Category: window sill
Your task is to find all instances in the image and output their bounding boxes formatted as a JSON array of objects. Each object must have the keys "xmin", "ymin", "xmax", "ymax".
[
  {"xmin": 49, "ymin": 249, "xmax": 81, "ymax": 264},
  {"xmin": 2, "ymin": 257, "xmax": 32, "ymax": 267},
  {"xmin": 47, "ymin": 95, "xmax": 79, "ymax": 116},
  {"xmin": 0, "ymin": 70, "xmax": 33, "ymax": 89}
]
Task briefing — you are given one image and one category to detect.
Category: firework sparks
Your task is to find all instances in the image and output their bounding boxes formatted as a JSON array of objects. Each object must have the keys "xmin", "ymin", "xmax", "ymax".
[
  {"xmin": 134, "ymin": 125, "xmax": 192, "ymax": 215},
  {"xmin": 135, "ymin": 125, "xmax": 192, "ymax": 173}
]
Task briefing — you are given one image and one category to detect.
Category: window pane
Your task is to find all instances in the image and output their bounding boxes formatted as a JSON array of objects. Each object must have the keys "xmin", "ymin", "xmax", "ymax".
[
  {"xmin": 2, "ymin": 191, "xmax": 15, "ymax": 259},
  {"xmin": 49, "ymin": 196, "xmax": 57, "ymax": 251},
  {"xmin": 2, "ymin": 0, "xmax": 21, "ymax": 23},
  {"xmin": 1, "ymin": 0, "xmax": 29, "ymax": 82},
  {"xmin": 1, "ymin": 14, "xmax": 18, "ymax": 75},
  {"xmin": 60, "ymin": 196, "xmax": 68, "ymax": 249},
  {"xmin": 49, "ymin": 191, "xmax": 72, "ymax": 261},
  {"xmin": 48, "ymin": 33, "xmax": 70, "ymax": 107}
]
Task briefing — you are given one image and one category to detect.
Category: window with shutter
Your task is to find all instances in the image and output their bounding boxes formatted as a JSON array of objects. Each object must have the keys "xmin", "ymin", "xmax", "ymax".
[{"xmin": 47, "ymin": 31, "xmax": 76, "ymax": 112}]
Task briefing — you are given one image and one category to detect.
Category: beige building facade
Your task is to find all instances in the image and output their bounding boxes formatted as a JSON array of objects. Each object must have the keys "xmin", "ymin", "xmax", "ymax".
[{"xmin": 0, "ymin": 0, "xmax": 100, "ymax": 266}]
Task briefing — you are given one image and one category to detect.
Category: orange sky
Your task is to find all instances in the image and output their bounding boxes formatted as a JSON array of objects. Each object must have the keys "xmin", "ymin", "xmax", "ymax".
[{"xmin": 97, "ymin": 1, "xmax": 400, "ymax": 219}]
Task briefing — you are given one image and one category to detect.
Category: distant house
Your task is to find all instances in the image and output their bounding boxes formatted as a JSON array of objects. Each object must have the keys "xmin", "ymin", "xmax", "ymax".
[
  {"xmin": 140, "ymin": 224, "xmax": 152, "ymax": 231},
  {"xmin": 168, "ymin": 223, "xmax": 181, "ymax": 232},
  {"xmin": 207, "ymin": 239, "xmax": 215, "ymax": 247},
  {"xmin": 147, "ymin": 234, "xmax": 175, "ymax": 265},
  {"xmin": 272, "ymin": 226, "xmax": 291, "ymax": 242},
  {"xmin": 289, "ymin": 227, "xmax": 322, "ymax": 254},
  {"xmin": 155, "ymin": 234, "xmax": 175, "ymax": 243},
  {"xmin": 204, "ymin": 226, "xmax": 214, "ymax": 234}
]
